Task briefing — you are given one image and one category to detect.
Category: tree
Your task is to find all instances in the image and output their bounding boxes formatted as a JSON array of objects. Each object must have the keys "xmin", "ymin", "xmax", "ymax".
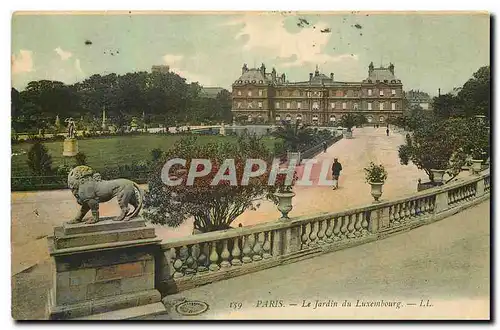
[
  {"xmin": 339, "ymin": 113, "xmax": 357, "ymax": 132},
  {"xmin": 271, "ymin": 121, "xmax": 315, "ymax": 152},
  {"xmin": 143, "ymin": 135, "xmax": 282, "ymax": 232},
  {"xmin": 26, "ymin": 141, "xmax": 53, "ymax": 176},
  {"xmin": 457, "ymin": 66, "xmax": 490, "ymax": 119},
  {"xmin": 398, "ymin": 117, "xmax": 480, "ymax": 183},
  {"xmin": 432, "ymin": 93, "xmax": 460, "ymax": 119}
]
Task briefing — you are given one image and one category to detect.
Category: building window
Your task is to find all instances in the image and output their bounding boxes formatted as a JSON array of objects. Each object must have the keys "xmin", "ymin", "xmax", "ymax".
[
  {"xmin": 276, "ymin": 102, "xmax": 280, "ymax": 109},
  {"xmin": 259, "ymin": 90, "xmax": 263, "ymax": 96},
  {"xmin": 297, "ymin": 102, "xmax": 302, "ymax": 109},
  {"xmin": 379, "ymin": 102, "xmax": 384, "ymax": 111},
  {"xmin": 342, "ymin": 102, "xmax": 347, "ymax": 110},
  {"xmin": 275, "ymin": 115, "xmax": 281, "ymax": 121},
  {"xmin": 353, "ymin": 90, "xmax": 358, "ymax": 97},
  {"xmin": 368, "ymin": 102, "xmax": 372, "ymax": 110},
  {"xmin": 296, "ymin": 114, "xmax": 302, "ymax": 121},
  {"xmin": 248, "ymin": 102, "xmax": 253, "ymax": 109},
  {"xmin": 391, "ymin": 102, "xmax": 396, "ymax": 111},
  {"xmin": 237, "ymin": 91, "xmax": 242, "ymax": 96},
  {"xmin": 379, "ymin": 90, "xmax": 384, "ymax": 96},
  {"xmin": 248, "ymin": 90, "xmax": 252, "ymax": 97},
  {"xmin": 286, "ymin": 102, "xmax": 291, "ymax": 109},
  {"xmin": 330, "ymin": 115, "xmax": 336, "ymax": 122},
  {"xmin": 286, "ymin": 114, "xmax": 292, "ymax": 121},
  {"xmin": 237, "ymin": 102, "xmax": 242, "ymax": 108},
  {"xmin": 312, "ymin": 114, "xmax": 318, "ymax": 121},
  {"xmin": 368, "ymin": 89, "xmax": 372, "ymax": 96},
  {"xmin": 367, "ymin": 115, "xmax": 373, "ymax": 123},
  {"xmin": 247, "ymin": 115, "xmax": 252, "ymax": 122},
  {"xmin": 336, "ymin": 90, "xmax": 343, "ymax": 97},
  {"xmin": 258, "ymin": 102, "xmax": 263, "ymax": 109},
  {"xmin": 313, "ymin": 101, "xmax": 319, "ymax": 110},
  {"xmin": 391, "ymin": 89, "xmax": 396, "ymax": 96},
  {"xmin": 353, "ymin": 103, "xmax": 358, "ymax": 110},
  {"xmin": 331, "ymin": 102, "xmax": 335, "ymax": 109}
]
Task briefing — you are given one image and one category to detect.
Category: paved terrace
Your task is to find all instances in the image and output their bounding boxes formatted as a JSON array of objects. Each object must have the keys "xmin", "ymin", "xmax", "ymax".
[
  {"xmin": 158, "ymin": 200, "xmax": 490, "ymax": 320},
  {"xmin": 12, "ymin": 127, "xmax": 437, "ymax": 277}
]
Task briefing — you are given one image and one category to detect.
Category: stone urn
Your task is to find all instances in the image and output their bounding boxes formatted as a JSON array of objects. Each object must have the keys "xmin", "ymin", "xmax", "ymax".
[
  {"xmin": 344, "ymin": 130, "xmax": 353, "ymax": 139},
  {"xmin": 430, "ymin": 169, "xmax": 446, "ymax": 184},
  {"xmin": 274, "ymin": 191, "xmax": 295, "ymax": 220},
  {"xmin": 471, "ymin": 159, "xmax": 483, "ymax": 174},
  {"xmin": 369, "ymin": 182, "xmax": 384, "ymax": 203}
]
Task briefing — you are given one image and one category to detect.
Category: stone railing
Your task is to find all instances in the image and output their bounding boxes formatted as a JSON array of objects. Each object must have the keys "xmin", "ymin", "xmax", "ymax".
[{"xmin": 156, "ymin": 169, "xmax": 490, "ymax": 295}]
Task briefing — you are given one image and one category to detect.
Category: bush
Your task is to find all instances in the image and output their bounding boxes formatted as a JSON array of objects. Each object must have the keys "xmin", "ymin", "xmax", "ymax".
[
  {"xmin": 150, "ymin": 148, "xmax": 163, "ymax": 162},
  {"xmin": 26, "ymin": 141, "xmax": 53, "ymax": 176},
  {"xmin": 75, "ymin": 152, "xmax": 87, "ymax": 166},
  {"xmin": 364, "ymin": 162, "xmax": 388, "ymax": 183}
]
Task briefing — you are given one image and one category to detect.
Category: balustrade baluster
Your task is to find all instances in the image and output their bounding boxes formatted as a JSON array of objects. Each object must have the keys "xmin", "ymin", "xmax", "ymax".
[
  {"xmin": 415, "ymin": 199, "xmax": 421, "ymax": 216},
  {"xmin": 340, "ymin": 216, "xmax": 349, "ymax": 239},
  {"xmin": 242, "ymin": 235, "xmax": 253, "ymax": 263},
  {"xmin": 333, "ymin": 217, "xmax": 342, "ymax": 241},
  {"xmin": 197, "ymin": 243, "xmax": 209, "ymax": 272},
  {"xmin": 317, "ymin": 220, "xmax": 326, "ymax": 243},
  {"xmin": 208, "ymin": 241, "xmax": 220, "ymax": 271},
  {"xmin": 172, "ymin": 247, "xmax": 184, "ymax": 278},
  {"xmin": 252, "ymin": 233, "xmax": 263, "ymax": 261},
  {"xmin": 325, "ymin": 218, "xmax": 334, "ymax": 243},
  {"xmin": 179, "ymin": 246, "xmax": 189, "ymax": 272},
  {"xmin": 220, "ymin": 240, "xmax": 231, "ymax": 268},
  {"xmin": 301, "ymin": 224, "xmax": 310, "ymax": 248},
  {"xmin": 309, "ymin": 222, "xmax": 318, "ymax": 246},
  {"xmin": 388, "ymin": 205, "xmax": 394, "ymax": 223},
  {"xmin": 231, "ymin": 237, "xmax": 242, "ymax": 266},
  {"xmin": 409, "ymin": 201, "xmax": 415, "ymax": 217},
  {"xmin": 393, "ymin": 204, "xmax": 400, "ymax": 224},
  {"xmin": 184, "ymin": 245, "xmax": 197, "ymax": 275},
  {"xmin": 361, "ymin": 211, "xmax": 369, "ymax": 234},
  {"xmin": 262, "ymin": 231, "xmax": 272, "ymax": 259},
  {"xmin": 348, "ymin": 214, "xmax": 357, "ymax": 238},
  {"xmin": 354, "ymin": 213, "xmax": 362, "ymax": 237}
]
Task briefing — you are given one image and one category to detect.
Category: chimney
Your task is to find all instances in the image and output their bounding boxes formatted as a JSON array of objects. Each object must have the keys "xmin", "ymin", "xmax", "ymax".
[
  {"xmin": 309, "ymin": 73, "xmax": 313, "ymax": 81},
  {"xmin": 330, "ymin": 73, "xmax": 334, "ymax": 80},
  {"xmin": 281, "ymin": 73, "xmax": 286, "ymax": 82},
  {"xmin": 369, "ymin": 62, "xmax": 374, "ymax": 74},
  {"xmin": 438, "ymin": 88, "xmax": 441, "ymax": 96}
]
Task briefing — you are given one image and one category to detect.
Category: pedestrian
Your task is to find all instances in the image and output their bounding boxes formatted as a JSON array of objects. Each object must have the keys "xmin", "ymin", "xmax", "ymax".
[
  {"xmin": 386, "ymin": 128, "xmax": 389, "ymax": 136},
  {"xmin": 331, "ymin": 158, "xmax": 342, "ymax": 190},
  {"xmin": 322, "ymin": 141, "xmax": 327, "ymax": 153}
]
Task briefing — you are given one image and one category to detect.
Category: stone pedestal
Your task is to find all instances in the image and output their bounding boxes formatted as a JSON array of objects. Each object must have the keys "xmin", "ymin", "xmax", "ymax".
[
  {"xmin": 46, "ymin": 217, "xmax": 166, "ymax": 320},
  {"xmin": 63, "ymin": 138, "xmax": 78, "ymax": 157}
]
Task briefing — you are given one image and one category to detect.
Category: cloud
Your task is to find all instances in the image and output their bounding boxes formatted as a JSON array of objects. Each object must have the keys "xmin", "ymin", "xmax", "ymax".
[
  {"xmin": 54, "ymin": 47, "xmax": 73, "ymax": 61},
  {"xmin": 223, "ymin": 14, "xmax": 358, "ymax": 67},
  {"xmin": 74, "ymin": 58, "xmax": 84, "ymax": 77},
  {"xmin": 11, "ymin": 50, "xmax": 34, "ymax": 74},
  {"xmin": 162, "ymin": 53, "xmax": 212, "ymax": 86}
]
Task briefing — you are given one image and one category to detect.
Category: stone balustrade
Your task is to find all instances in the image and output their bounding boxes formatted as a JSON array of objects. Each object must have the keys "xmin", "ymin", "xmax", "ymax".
[{"xmin": 157, "ymin": 169, "xmax": 490, "ymax": 295}]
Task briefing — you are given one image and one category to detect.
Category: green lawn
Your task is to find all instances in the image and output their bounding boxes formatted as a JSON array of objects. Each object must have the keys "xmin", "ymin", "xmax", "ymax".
[{"xmin": 12, "ymin": 134, "xmax": 278, "ymax": 176}]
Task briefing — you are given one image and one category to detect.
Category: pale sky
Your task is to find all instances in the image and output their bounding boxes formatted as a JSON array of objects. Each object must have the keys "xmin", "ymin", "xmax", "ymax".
[{"xmin": 11, "ymin": 12, "xmax": 490, "ymax": 95}]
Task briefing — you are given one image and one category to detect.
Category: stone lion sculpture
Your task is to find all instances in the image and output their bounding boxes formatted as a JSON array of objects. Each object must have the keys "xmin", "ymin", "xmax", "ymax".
[{"xmin": 67, "ymin": 165, "xmax": 143, "ymax": 224}]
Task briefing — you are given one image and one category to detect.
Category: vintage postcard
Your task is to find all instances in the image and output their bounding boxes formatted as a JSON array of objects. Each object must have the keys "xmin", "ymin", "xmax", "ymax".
[{"xmin": 11, "ymin": 11, "xmax": 490, "ymax": 320}]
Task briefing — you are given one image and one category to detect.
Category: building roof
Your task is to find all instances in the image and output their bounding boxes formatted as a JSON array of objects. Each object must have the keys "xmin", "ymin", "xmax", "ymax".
[
  {"xmin": 200, "ymin": 87, "xmax": 225, "ymax": 98},
  {"xmin": 405, "ymin": 89, "xmax": 431, "ymax": 102},
  {"xmin": 235, "ymin": 69, "xmax": 270, "ymax": 85}
]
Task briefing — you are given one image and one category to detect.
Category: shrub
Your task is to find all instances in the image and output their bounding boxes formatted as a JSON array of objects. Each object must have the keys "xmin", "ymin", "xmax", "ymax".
[
  {"xmin": 26, "ymin": 141, "xmax": 53, "ymax": 176},
  {"xmin": 364, "ymin": 162, "xmax": 388, "ymax": 183},
  {"xmin": 150, "ymin": 148, "xmax": 163, "ymax": 162},
  {"xmin": 75, "ymin": 152, "xmax": 87, "ymax": 166}
]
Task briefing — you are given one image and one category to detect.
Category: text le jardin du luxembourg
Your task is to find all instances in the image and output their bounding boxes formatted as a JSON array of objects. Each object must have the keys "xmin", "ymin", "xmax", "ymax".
[{"xmin": 228, "ymin": 299, "xmax": 434, "ymax": 310}]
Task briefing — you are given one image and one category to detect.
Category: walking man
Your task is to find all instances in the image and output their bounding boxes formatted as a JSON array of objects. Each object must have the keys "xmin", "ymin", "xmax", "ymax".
[
  {"xmin": 322, "ymin": 141, "xmax": 327, "ymax": 153},
  {"xmin": 386, "ymin": 128, "xmax": 390, "ymax": 136},
  {"xmin": 331, "ymin": 158, "xmax": 342, "ymax": 190}
]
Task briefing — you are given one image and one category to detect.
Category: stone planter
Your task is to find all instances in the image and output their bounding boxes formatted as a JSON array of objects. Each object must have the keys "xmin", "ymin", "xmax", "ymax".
[
  {"xmin": 369, "ymin": 182, "xmax": 384, "ymax": 202},
  {"xmin": 430, "ymin": 169, "xmax": 446, "ymax": 184},
  {"xmin": 344, "ymin": 130, "xmax": 353, "ymax": 139},
  {"xmin": 274, "ymin": 191, "xmax": 295, "ymax": 220},
  {"xmin": 471, "ymin": 159, "xmax": 483, "ymax": 174}
]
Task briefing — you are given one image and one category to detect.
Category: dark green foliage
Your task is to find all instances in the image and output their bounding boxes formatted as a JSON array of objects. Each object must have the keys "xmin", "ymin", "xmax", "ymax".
[
  {"xmin": 75, "ymin": 152, "xmax": 87, "ymax": 166},
  {"xmin": 26, "ymin": 141, "xmax": 53, "ymax": 176}
]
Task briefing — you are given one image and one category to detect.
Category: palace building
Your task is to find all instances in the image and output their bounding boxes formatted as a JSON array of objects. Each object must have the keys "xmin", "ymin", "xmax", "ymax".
[{"xmin": 231, "ymin": 62, "xmax": 404, "ymax": 125}]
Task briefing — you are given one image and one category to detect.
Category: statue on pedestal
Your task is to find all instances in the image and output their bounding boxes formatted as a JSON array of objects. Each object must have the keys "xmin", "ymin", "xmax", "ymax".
[
  {"xmin": 65, "ymin": 117, "xmax": 76, "ymax": 139},
  {"xmin": 63, "ymin": 118, "xmax": 79, "ymax": 157},
  {"xmin": 67, "ymin": 166, "xmax": 143, "ymax": 224}
]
